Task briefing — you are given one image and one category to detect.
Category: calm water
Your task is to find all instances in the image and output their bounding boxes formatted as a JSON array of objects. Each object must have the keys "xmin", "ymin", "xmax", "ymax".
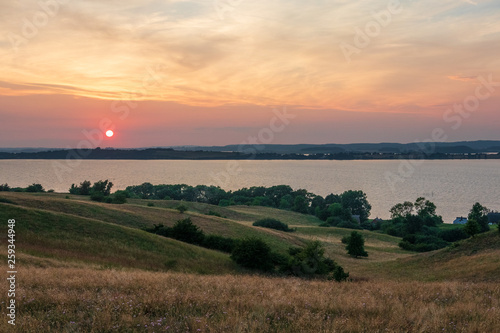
[{"xmin": 1, "ymin": 159, "xmax": 498, "ymax": 223}]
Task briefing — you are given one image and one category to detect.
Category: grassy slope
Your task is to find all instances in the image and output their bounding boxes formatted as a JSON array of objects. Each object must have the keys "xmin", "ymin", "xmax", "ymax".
[
  {"xmin": 374, "ymin": 230, "xmax": 500, "ymax": 282},
  {"xmin": 0, "ymin": 203, "xmax": 239, "ymax": 275},
  {"xmin": 1, "ymin": 192, "xmax": 499, "ymax": 282}
]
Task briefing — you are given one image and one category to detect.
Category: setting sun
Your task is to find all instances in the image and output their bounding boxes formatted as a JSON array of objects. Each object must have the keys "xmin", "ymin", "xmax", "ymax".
[{"xmin": 105, "ymin": 130, "xmax": 114, "ymax": 138}]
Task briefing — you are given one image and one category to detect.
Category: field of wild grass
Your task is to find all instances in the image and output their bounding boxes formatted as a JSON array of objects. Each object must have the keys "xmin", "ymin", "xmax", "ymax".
[{"xmin": 1, "ymin": 266, "xmax": 498, "ymax": 332}]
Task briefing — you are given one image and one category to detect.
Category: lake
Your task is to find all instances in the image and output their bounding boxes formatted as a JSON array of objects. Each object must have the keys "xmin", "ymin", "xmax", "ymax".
[{"xmin": 1, "ymin": 159, "xmax": 498, "ymax": 223}]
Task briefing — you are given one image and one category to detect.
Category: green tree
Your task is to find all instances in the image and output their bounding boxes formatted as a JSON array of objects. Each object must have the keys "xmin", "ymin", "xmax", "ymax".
[
  {"xmin": 292, "ymin": 195, "xmax": 309, "ymax": 214},
  {"xmin": 345, "ymin": 231, "xmax": 368, "ymax": 258},
  {"xmin": 464, "ymin": 218, "xmax": 480, "ymax": 238},
  {"xmin": 390, "ymin": 201, "xmax": 414, "ymax": 219},
  {"xmin": 341, "ymin": 190, "xmax": 371, "ymax": 222},
  {"xmin": 468, "ymin": 203, "xmax": 489, "ymax": 233},
  {"xmin": 231, "ymin": 237, "xmax": 273, "ymax": 271},
  {"xmin": 415, "ymin": 197, "xmax": 437, "ymax": 217},
  {"xmin": 26, "ymin": 183, "xmax": 45, "ymax": 192}
]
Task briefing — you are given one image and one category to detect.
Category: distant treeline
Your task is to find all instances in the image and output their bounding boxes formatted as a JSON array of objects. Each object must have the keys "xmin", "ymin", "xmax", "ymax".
[
  {"xmin": 125, "ymin": 183, "xmax": 372, "ymax": 227},
  {"xmin": 0, "ymin": 148, "xmax": 499, "ymax": 160}
]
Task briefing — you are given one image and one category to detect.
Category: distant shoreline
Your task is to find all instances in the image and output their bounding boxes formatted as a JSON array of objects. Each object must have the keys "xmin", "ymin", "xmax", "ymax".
[{"xmin": 0, "ymin": 148, "xmax": 499, "ymax": 160}]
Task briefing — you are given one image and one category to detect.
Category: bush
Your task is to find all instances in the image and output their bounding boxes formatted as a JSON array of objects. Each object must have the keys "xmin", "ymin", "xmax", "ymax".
[
  {"xmin": 90, "ymin": 192, "xmax": 105, "ymax": 202},
  {"xmin": 147, "ymin": 202, "xmax": 155, "ymax": 207},
  {"xmin": 282, "ymin": 241, "xmax": 347, "ymax": 279},
  {"xmin": 169, "ymin": 218, "xmax": 204, "ymax": 244},
  {"xmin": 253, "ymin": 218, "xmax": 293, "ymax": 232},
  {"xmin": 69, "ymin": 180, "xmax": 91, "ymax": 195},
  {"xmin": 331, "ymin": 266, "xmax": 350, "ymax": 282},
  {"xmin": 207, "ymin": 210, "xmax": 222, "ymax": 217},
  {"xmin": 231, "ymin": 237, "xmax": 274, "ymax": 271},
  {"xmin": 202, "ymin": 235, "xmax": 236, "ymax": 253},
  {"xmin": 176, "ymin": 204, "xmax": 188, "ymax": 213},
  {"xmin": 111, "ymin": 191, "xmax": 128, "ymax": 204},
  {"xmin": 345, "ymin": 231, "xmax": 368, "ymax": 258},
  {"xmin": 399, "ymin": 234, "xmax": 449, "ymax": 252},
  {"xmin": 26, "ymin": 183, "xmax": 45, "ymax": 193},
  {"xmin": 0, "ymin": 184, "xmax": 11, "ymax": 191},
  {"xmin": 439, "ymin": 228, "xmax": 468, "ymax": 242}
]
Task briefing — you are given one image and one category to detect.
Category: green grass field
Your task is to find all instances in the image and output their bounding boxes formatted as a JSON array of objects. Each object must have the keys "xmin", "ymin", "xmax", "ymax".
[{"xmin": 0, "ymin": 192, "xmax": 499, "ymax": 332}]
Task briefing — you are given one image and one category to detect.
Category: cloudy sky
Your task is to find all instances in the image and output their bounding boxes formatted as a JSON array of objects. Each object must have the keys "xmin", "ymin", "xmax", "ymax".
[{"xmin": 1, "ymin": 0, "xmax": 499, "ymax": 148}]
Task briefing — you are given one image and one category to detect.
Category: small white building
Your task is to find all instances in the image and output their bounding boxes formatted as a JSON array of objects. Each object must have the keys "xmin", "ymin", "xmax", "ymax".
[{"xmin": 453, "ymin": 217, "xmax": 467, "ymax": 224}]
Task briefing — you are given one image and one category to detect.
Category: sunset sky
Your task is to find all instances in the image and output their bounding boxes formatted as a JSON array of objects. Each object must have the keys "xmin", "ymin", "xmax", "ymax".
[{"xmin": 1, "ymin": 0, "xmax": 499, "ymax": 148}]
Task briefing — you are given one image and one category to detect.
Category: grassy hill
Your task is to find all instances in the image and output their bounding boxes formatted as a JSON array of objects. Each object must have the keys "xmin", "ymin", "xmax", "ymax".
[
  {"xmin": 1, "ymin": 192, "xmax": 498, "ymax": 281},
  {"xmin": 375, "ymin": 230, "xmax": 500, "ymax": 282},
  {"xmin": 1, "ymin": 192, "xmax": 500, "ymax": 332}
]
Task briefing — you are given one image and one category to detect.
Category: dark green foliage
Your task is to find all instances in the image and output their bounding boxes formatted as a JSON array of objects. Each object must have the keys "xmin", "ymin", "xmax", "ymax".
[
  {"xmin": 282, "ymin": 241, "xmax": 348, "ymax": 281},
  {"xmin": 147, "ymin": 202, "xmax": 155, "ymax": 207},
  {"xmin": 253, "ymin": 218, "xmax": 293, "ymax": 232},
  {"xmin": 202, "ymin": 235, "xmax": 236, "ymax": 253},
  {"xmin": 0, "ymin": 184, "xmax": 11, "ymax": 191},
  {"xmin": 170, "ymin": 218, "xmax": 205, "ymax": 245},
  {"xmin": 176, "ymin": 204, "xmax": 188, "ymax": 213},
  {"xmin": 207, "ymin": 210, "xmax": 222, "ymax": 217},
  {"xmin": 26, "ymin": 183, "xmax": 45, "ymax": 192},
  {"xmin": 231, "ymin": 237, "xmax": 274, "ymax": 272},
  {"xmin": 464, "ymin": 218, "xmax": 481, "ymax": 237},
  {"xmin": 90, "ymin": 192, "xmax": 105, "ymax": 202},
  {"xmin": 439, "ymin": 228, "xmax": 468, "ymax": 242},
  {"xmin": 0, "ymin": 197, "xmax": 16, "ymax": 205},
  {"xmin": 399, "ymin": 234, "xmax": 449, "ymax": 252},
  {"xmin": 91, "ymin": 180, "xmax": 113, "ymax": 197},
  {"xmin": 345, "ymin": 231, "xmax": 368, "ymax": 258},
  {"xmin": 340, "ymin": 190, "xmax": 371, "ymax": 222},
  {"xmin": 292, "ymin": 195, "xmax": 309, "ymax": 214},
  {"xmin": 468, "ymin": 203, "xmax": 489, "ymax": 233},
  {"xmin": 111, "ymin": 190, "xmax": 128, "ymax": 204},
  {"xmin": 331, "ymin": 265, "xmax": 350, "ymax": 282},
  {"xmin": 69, "ymin": 180, "xmax": 91, "ymax": 195}
]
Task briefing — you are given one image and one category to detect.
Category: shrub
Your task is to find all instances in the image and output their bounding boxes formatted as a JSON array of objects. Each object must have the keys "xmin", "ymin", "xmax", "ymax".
[
  {"xmin": 345, "ymin": 231, "xmax": 368, "ymax": 258},
  {"xmin": 69, "ymin": 180, "xmax": 91, "ymax": 195},
  {"xmin": 231, "ymin": 237, "xmax": 274, "ymax": 271},
  {"xmin": 331, "ymin": 266, "xmax": 350, "ymax": 282},
  {"xmin": 90, "ymin": 192, "xmax": 105, "ymax": 202},
  {"xmin": 439, "ymin": 228, "xmax": 468, "ymax": 242},
  {"xmin": 176, "ymin": 204, "xmax": 188, "ymax": 213},
  {"xmin": 253, "ymin": 218, "xmax": 293, "ymax": 232},
  {"xmin": 202, "ymin": 235, "xmax": 236, "ymax": 253},
  {"xmin": 111, "ymin": 191, "xmax": 128, "ymax": 204},
  {"xmin": 170, "ymin": 218, "xmax": 204, "ymax": 245},
  {"xmin": 26, "ymin": 183, "xmax": 45, "ymax": 193},
  {"xmin": 47, "ymin": 189, "xmax": 55, "ymax": 193},
  {"xmin": 207, "ymin": 210, "xmax": 222, "ymax": 217},
  {"xmin": 147, "ymin": 202, "xmax": 155, "ymax": 207}
]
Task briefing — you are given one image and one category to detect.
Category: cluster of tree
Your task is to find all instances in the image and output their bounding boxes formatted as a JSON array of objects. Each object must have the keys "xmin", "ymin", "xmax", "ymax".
[
  {"xmin": 125, "ymin": 183, "xmax": 371, "ymax": 226},
  {"xmin": 144, "ymin": 218, "xmax": 236, "ymax": 253},
  {"xmin": 381, "ymin": 198, "xmax": 488, "ymax": 252},
  {"xmin": 252, "ymin": 218, "xmax": 295, "ymax": 232},
  {"xmin": 144, "ymin": 218, "xmax": 349, "ymax": 281},
  {"xmin": 464, "ymin": 203, "xmax": 490, "ymax": 237},
  {"xmin": 69, "ymin": 180, "xmax": 128, "ymax": 204},
  {"xmin": 0, "ymin": 183, "xmax": 48, "ymax": 193}
]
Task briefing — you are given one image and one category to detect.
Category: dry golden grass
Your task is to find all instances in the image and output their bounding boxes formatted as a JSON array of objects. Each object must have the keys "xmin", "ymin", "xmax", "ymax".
[{"xmin": 1, "ymin": 266, "xmax": 498, "ymax": 332}]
